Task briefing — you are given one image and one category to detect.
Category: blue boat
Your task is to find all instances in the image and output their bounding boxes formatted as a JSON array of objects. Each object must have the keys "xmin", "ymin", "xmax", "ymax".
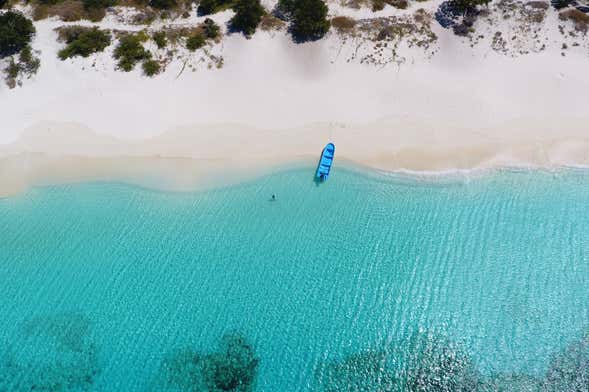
[{"xmin": 316, "ymin": 143, "xmax": 335, "ymax": 181}]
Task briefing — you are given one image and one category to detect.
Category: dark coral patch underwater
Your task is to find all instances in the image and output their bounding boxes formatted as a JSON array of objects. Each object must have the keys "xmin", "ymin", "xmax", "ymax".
[
  {"xmin": 0, "ymin": 313, "xmax": 100, "ymax": 391},
  {"xmin": 316, "ymin": 330, "xmax": 589, "ymax": 392},
  {"xmin": 156, "ymin": 332, "xmax": 259, "ymax": 392}
]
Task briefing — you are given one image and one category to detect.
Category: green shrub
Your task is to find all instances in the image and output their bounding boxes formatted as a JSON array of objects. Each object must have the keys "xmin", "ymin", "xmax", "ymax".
[
  {"xmin": 32, "ymin": 0, "xmax": 88, "ymax": 22},
  {"xmin": 56, "ymin": 25, "xmax": 88, "ymax": 42},
  {"xmin": 229, "ymin": 0, "xmax": 265, "ymax": 36},
  {"xmin": 450, "ymin": 0, "xmax": 489, "ymax": 12},
  {"xmin": 57, "ymin": 27, "xmax": 111, "ymax": 59},
  {"xmin": 552, "ymin": 0, "xmax": 572, "ymax": 9},
  {"xmin": 17, "ymin": 44, "xmax": 40, "ymax": 74},
  {"xmin": 6, "ymin": 58, "xmax": 20, "ymax": 79},
  {"xmin": 259, "ymin": 13, "xmax": 286, "ymax": 30},
  {"xmin": 371, "ymin": 0, "xmax": 385, "ymax": 10},
  {"xmin": 290, "ymin": 0, "xmax": 329, "ymax": 41},
  {"xmin": 186, "ymin": 33, "xmax": 205, "ymax": 50},
  {"xmin": 113, "ymin": 34, "xmax": 151, "ymax": 71},
  {"xmin": 0, "ymin": 11, "xmax": 36, "ymax": 58},
  {"xmin": 82, "ymin": 0, "xmax": 115, "ymax": 9},
  {"xmin": 275, "ymin": 0, "xmax": 295, "ymax": 19},
  {"xmin": 197, "ymin": 0, "xmax": 217, "ymax": 14},
  {"xmin": 37, "ymin": 0, "xmax": 62, "ymax": 5},
  {"xmin": 331, "ymin": 16, "xmax": 356, "ymax": 33},
  {"xmin": 142, "ymin": 59, "xmax": 160, "ymax": 76},
  {"xmin": 149, "ymin": 0, "xmax": 176, "ymax": 9},
  {"xmin": 134, "ymin": 30, "xmax": 150, "ymax": 42},
  {"xmin": 196, "ymin": 0, "xmax": 233, "ymax": 15},
  {"xmin": 389, "ymin": 0, "xmax": 408, "ymax": 8},
  {"xmin": 152, "ymin": 31, "xmax": 167, "ymax": 48},
  {"xmin": 203, "ymin": 17, "xmax": 220, "ymax": 39},
  {"xmin": 3, "ymin": 44, "xmax": 40, "ymax": 88}
]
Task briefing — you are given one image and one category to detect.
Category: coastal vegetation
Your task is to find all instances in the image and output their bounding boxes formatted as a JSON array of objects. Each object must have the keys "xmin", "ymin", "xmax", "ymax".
[
  {"xmin": 372, "ymin": 0, "xmax": 409, "ymax": 11},
  {"xmin": 277, "ymin": 0, "xmax": 330, "ymax": 41},
  {"xmin": 31, "ymin": 0, "xmax": 112, "ymax": 21},
  {"xmin": 228, "ymin": 0, "xmax": 265, "ymax": 36},
  {"xmin": 149, "ymin": 0, "xmax": 176, "ymax": 10},
  {"xmin": 559, "ymin": 8, "xmax": 589, "ymax": 31},
  {"xmin": 203, "ymin": 18, "xmax": 221, "ymax": 39},
  {"xmin": 113, "ymin": 33, "xmax": 152, "ymax": 71},
  {"xmin": 331, "ymin": 15, "xmax": 357, "ymax": 33},
  {"xmin": 82, "ymin": 0, "xmax": 115, "ymax": 20},
  {"xmin": 197, "ymin": 0, "xmax": 234, "ymax": 16},
  {"xmin": 0, "ymin": 11, "xmax": 35, "ymax": 58},
  {"xmin": 450, "ymin": 0, "xmax": 490, "ymax": 13},
  {"xmin": 259, "ymin": 13, "xmax": 286, "ymax": 31},
  {"xmin": 158, "ymin": 332, "xmax": 260, "ymax": 391},
  {"xmin": 57, "ymin": 26, "xmax": 112, "ymax": 59},
  {"xmin": 1, "ymin": 0, "xmax": 588, "ymax": 81},
  {"xmin": 0, "ymin": 11, "xmax": 39, "ymax": 88},
  {"xmin": 3, "ymin": 44, "xmax": 41, "ymax": 88},
  {"xmin": 186, "ymin": 32, "xmax": 206, "ymax": 50},
  {"xmin": 551, "ymin": 0, "xmax": 573, "ymax": 9},
  {"xmin": 141, "ymin": 58, "xmax": 161, "ymax": 75},
  {"xmin": 152, "ymin": 30, "xmax": 168, "ymax": 48}
]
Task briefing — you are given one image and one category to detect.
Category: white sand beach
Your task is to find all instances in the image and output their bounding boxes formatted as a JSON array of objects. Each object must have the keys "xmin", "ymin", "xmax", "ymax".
[{"xmin": 2, "ymin": 0, "xmax": 589, "ymax": 195}]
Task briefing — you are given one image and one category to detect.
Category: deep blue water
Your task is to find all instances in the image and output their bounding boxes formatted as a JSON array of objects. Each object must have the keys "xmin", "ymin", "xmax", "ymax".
[{"xmin": 0, "ymin": 166, "xmax": 588, "ymax": 391}]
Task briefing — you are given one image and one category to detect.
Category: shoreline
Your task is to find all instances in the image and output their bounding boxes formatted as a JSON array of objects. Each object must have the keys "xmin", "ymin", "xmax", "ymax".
[
  {"xmin": 4, "ymin": 10, "xmax": 589, "ymax": 196},
  {"xmin": 2, "ymin": 119, "xmax": 589, "ymax": 197}
]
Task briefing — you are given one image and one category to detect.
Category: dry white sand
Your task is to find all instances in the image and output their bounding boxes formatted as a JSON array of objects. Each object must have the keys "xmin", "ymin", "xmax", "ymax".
[{"xmin": 2, "ymin": 1, "xmax": 589, "ymax": 195}]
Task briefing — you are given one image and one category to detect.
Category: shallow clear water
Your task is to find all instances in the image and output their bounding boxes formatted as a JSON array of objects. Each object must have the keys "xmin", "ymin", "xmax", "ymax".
[{"xmin": 0, "ymin": 166, "xmax": 588, "ymax": 391}]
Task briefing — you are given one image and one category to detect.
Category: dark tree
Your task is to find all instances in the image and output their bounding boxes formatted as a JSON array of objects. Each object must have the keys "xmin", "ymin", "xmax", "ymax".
[
  {"xmin": 82, "ymin": 0, "xmax": 115, "ymax": 9},
  {"xmin": 0, "ymin": 11, "xmax": 35, "ymax": 58},
  {"xmin": 197, "ymin": 0, "xmax": 218, "ymax": 15},
  {"xmin": 290, "ymin": 0, "xmax": 329, "ymax": 42},
  {"xmin": 229, "ymin": 0, "xmax": 265, "ymax": 36},
  {"xmin": 450, "ymin": 0, "xmax": 489, "ymax": 13},
  {"xmin": 0, "ymin": 0, "xmax": 8, "ymax": 9},
  {"xmin": 203, "ymin": 18, "xmax": 221, "ymax": 39},
  {"xmin": 551, "ymin": 0, "xmax": 573, "ymax": 9},
  {"xmin": 275, "ymin": 0, "xmax": 295, "ymax": 19},
  {"xmin": 149, "ymin": 0, "xmax": 176, "ymax": 9}
]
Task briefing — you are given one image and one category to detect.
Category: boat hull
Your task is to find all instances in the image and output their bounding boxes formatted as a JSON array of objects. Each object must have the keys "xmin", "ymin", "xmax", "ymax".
[{"xmin": 316, "ymin": 143, "xmax": 335, "ymax": 181}]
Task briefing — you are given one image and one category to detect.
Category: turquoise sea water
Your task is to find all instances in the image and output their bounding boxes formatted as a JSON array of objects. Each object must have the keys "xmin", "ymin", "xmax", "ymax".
[{"xmin": 0, "ymin": 166, "xmax": 588, "ymax": 391}]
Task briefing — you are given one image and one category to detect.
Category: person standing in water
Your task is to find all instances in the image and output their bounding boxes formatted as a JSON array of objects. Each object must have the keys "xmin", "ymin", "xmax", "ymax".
[{"xmin": 271, "ymin": 194, "xmax": 276, "ymax": 201}]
